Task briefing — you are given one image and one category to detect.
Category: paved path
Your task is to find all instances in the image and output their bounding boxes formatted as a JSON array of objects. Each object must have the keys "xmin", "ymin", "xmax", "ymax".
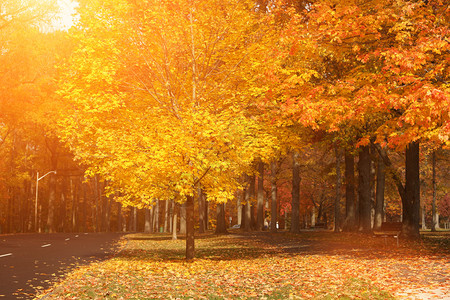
[{"xmin": 0, "ymin": 232, "xmax": 124, "ymax": 299}]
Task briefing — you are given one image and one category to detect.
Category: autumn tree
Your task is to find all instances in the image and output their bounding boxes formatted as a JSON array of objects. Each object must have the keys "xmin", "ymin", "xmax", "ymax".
[
  {"xmin": 262, "ymin": 0, "xmax": 449, "ymax": 238},
  {"xmin": 57, "ymin": 0, "xmax": 277, "ymax": 259}
]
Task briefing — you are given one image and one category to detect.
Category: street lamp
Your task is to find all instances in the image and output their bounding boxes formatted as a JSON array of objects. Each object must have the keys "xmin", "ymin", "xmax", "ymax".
[{"xmin": 35, "ymin": 170, "xmax": 57, "ymax": 232}]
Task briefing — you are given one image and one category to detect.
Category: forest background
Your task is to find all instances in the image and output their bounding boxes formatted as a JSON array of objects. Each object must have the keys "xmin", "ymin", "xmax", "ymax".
[{"xmin": 0, "ymin": 0, "xmax": 449, "ymax": 259}]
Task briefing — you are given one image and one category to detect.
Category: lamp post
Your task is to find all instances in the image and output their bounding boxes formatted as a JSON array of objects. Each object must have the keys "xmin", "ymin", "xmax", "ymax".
[{"xmin": 35, "ymin": 170, "xmax": 57, "ymax": 232}]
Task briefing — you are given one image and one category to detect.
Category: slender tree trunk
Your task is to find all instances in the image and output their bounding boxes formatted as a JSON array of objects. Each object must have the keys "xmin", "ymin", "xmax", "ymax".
[
  {"xmin": 291, "ymin": 152, "xmax": 301, "ymax": 233},
  {"xmin": 118, "ymin": 202, "xmax": 123, "ymax": 232},
  {"xmin": 403, "ymin": 141, "xmax": 420, "ymax": 239},
  {"xmin": 105, "ymin": 195, "xmax": 111, "ymax": 232},
  {"xmin": 343, "ymin": 152, "xmax": 356, "ymax": 231},
  {"xmin": 215, "ymin": 202, "xmax": 228, "ymax": 234},
  {"xmin": 164, "ymin": 200, "xmax": 169, "ymax": 232},
  {"xmin": 204, "ymin": 199, "xmax": 209, "ymax": 230},
  {"xmin": 257, "ymin": 161, "xmax": 264, "ymax": 231},
  {"xmin": 271, "ymin": 161, "xmax": 278, "ymax": 232},
  {"xmin": 185, "ymin": 195, "xmax": 195, "ymax": 260},
  {"xmin": 198, "ymin": 189, "xmax": 205, "ymax": 233},
  {"xmin": 431, "ymin": 151, "xmax": 438, "ymax": 231},
  {"xmin": 374, "ymin": 148, "xmax": 386, "ymax": 230},
  {"xmin": 311, "ymin": 206, "xmax": 316, "ymax": 227},
  {"xmin": 133, "ymin": 207, "xmax": 137, "ymax": 232},
  {"xmin": 73, "ymin": 178, "xmax": 80, "ymax": 232},
  {"xmin": 46, "ymin": 172, "xmax": 57, "ymax": 233},
  {"xmin": 243, "ymin": 175, "xmax": 252, "ymax": 231},
  {"xmin": 7, "ymin": 188, "xmax": 12, "ymax": 233},
  {"xmin": 248, "ymin": 174, "xmax": 256, "ymax": 230},
  {"xmin": 172, "ymin": 203, "xmax": 178, "ymax": 240},
  {"xmin": 334, "ymin": 146, "xmax": 342, "ymax": 233},
  {"xmin": 153, "ymin": 200, "xmax": 160, "ymax": 232},
  {"xmin": 144, "ymin": 207, "xmax": 152, "ymax": 233},
  {"xmin": 179, "ymin": 203, "xmax": 186, "ymax": 235},
  {"xmin": 422, "ymin": 205, "xmax": 427, "ymax": 230},
  {"xmin": 358, "ymin": 146, "xmax": 372, "ymax": 232},
  {"xmin": 59, "ymin": 177, "xmax": 67, "ymax": 232},
  {"xmin": 237, "ymin": 194, "xmax": 242, "ymax": 226},
  {"xmin": 169, "ymin": 200, "xmax": 174, "ymax": 233}
]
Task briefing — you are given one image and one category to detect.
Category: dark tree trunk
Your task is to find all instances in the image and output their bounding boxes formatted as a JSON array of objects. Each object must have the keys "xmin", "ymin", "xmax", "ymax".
[
  {"xmin": 59, "ymin": 177, "xmax": 67, "ymax": 232},
  {"xmin": 343, "ymin": 152, "xmax": 357, "ymax": 231},
  {"xmin": 402, "ymin": 141, "xmax": 420, "ymax": 239},
  {"xmin": 46, "ymin": 173, "xmax": 57, "ymax": 233},
  {"xmin": 358, "ymin": 146, "xmax": 372, "ymax": 232},
  {"xmin": 185, "ymin": 195, "xmax": 195, "ymax": 260},
  {"xmin": 374, "ymin": 147, "xmax": 386, "ymax": 230},
  {"xmin": 256, "ymin": 161, "xmax": 264, "ymax": 231},
  {"xmin": 291, "ymin": 151, "xmax": 301, "ymax": 233},
  {"xmin": 334, "ymin": 146, "xmax": 342, "ymax": 233},
  {"xmin": 215, "ymin": 203, "xmax": 228, "ymax": 234},
  {"xmin": 431, "ymin": 151, "xmax": 438, "ymax": 231},
  {"xmin": 271, "ymin": 161, "xmax": 278, "ymax": 232}
]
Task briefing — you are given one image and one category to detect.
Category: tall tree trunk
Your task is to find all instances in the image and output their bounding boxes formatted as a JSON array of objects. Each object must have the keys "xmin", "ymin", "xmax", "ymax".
[
  {"xmin": 403, "ymin": 141, "xmax": 420, "ymax": 239},
  {"xmin": 94, "ymin": 176, "xmax": 100, "ymax": 232},
  {"xmin": 185, "ymin": 195, "xmax": 195, "ymax": 260},
  {"xmin": 73, "ymin": 178, "xmax": 80, "ymax": 232},
  {"xmin": 215, "ymin": 202, "xmax": 228, "ymax": 234},
  {"xmin": 358, "ymin": 146, "xmax": 372, "ymax": 233},
  {"xmin": 204, "ymin": 199, "xmax": 209, "ymax": 231},
  {"xmin": 431, "ymin": 151, "xmax": 439, "ymax": 231},
  {"xmin": 118, "ymin": 202, "xmax": 123, "ymax": 232},
  {"xmin": 422, "ymin": 205, "xmax": 427, "ymax": 230},
  {"xmin": 144, "ymin": 207, "xmax": 152, "ymax": 233},
  {"xmin": 105, "ymin": 195, "xmax": 111, "ymax": 232},
  {"xmin": 256, "ymin": 161, "xmax": 264, "ymax": 231},
  {"xmin": 198, "ymin": 189, "xmax": 206, "ymax": 233},
  {"xmin": 311, "ymin": 206, "xmax": 316, "ymax": 227},
  {"xmin": 46, "ymin": 173, "xmax": 57, "ymax": 233},
  {"xmin": 271, "ymin": 161, "xmax": 278, "ymax": 232},
  {"xmin": 172, "ymin": 203, "xmax": 178, "ymax": 240},
  {"xmin": 153, "ymin": 200, "xmax": 160, "ymax": 232},
  {"xmin": 169, "ymin": 200, "xmax": 174, "ymax": 233},
  {"xmin": 343, "ymin": 152, "xmax": 356, "ymax": 231},
  {"xmin": 179, "ymin": 203, "xmax": 186, "ymax": 235},
  {"xmin": 334, "ymin": 146, "xmax": 342, "ymax": 233},
  {"xmin": 133, "ymin": 206, "xmax": 138, "ymax": 232},
  {"xmin": 374, "ymin": 147, "xmax": 386, "ymax": 230},
  {"xmin": 164, "ymin": 200, "xmax": 169, "ymax": 232},
  {"xmin": 249, "ymin": 174, "xmax": 256, "ymax": 230},
  {"xmin": 243, "ymin": 175, "xmax": 252, "ymax": 232},
  {"xmin": 291, "ymin": 152, "xmax": 301, "ymax": 233},
  {"xmin": 237, "ymin": 194, "xmax": 242, "ymax": 226}
]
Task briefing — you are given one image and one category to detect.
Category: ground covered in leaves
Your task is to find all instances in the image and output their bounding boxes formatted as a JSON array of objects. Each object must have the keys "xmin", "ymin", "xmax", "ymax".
[{"xmin": 37, "ymin": 231, "xmax": 449, "ymax": 299}]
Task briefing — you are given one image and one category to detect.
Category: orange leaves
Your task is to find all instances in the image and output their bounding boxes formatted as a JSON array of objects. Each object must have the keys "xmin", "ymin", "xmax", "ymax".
[{"xmin": 265, "ymin": 0, "xmax": 450, "ymax": 151}]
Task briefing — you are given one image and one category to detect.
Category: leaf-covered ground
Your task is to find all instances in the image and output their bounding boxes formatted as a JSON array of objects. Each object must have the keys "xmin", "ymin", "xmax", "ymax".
[{"xmin": 37, "ymin": 231, "xmax": 449, "ymax": 299}]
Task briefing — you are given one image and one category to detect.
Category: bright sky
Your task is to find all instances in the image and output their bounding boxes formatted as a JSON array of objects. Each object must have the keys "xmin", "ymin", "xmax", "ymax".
[{"xmin": 54, "ymin": 0, "xmax": 79, "ymax": 30}]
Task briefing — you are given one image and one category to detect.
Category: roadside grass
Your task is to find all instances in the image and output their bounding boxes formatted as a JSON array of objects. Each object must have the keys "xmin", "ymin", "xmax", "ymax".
[{"xmin": 37, "ymin": 231, "xmax": 449, "ymax": 299}]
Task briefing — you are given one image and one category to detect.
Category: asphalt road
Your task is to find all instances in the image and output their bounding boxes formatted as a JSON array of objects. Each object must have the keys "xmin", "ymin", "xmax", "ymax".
[{"xmin": 0, "ymin": 232, "xmax": 125, "ymax": 299}]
